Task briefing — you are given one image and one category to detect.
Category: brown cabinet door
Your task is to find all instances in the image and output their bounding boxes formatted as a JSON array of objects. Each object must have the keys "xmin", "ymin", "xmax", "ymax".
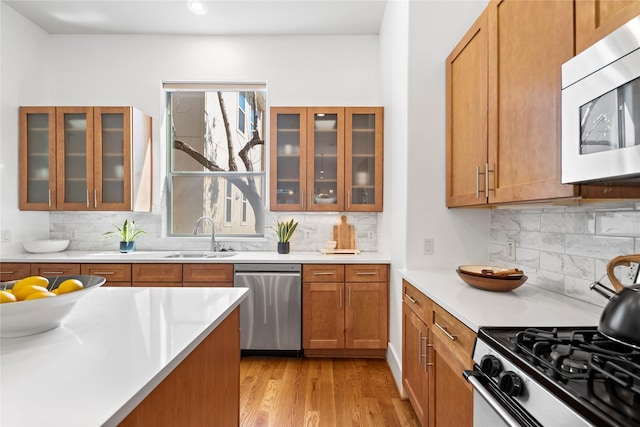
[
  {"xmin": 31, "ymin": 263, "xmax": 81, "ymax": 277},
  {"xmin": 402, "ymin": 304, "xmax": 430, "ymax": 427},
  {"xmin": 19, "ymin": 107, "xmax": 58, "ymax": 210},
  {"xmin": 487, "ymin": 0, "xmax": 574, "ymax": 203},
  {"xmin": 345, "ymin": 264, "xmax": 388, "ymax": 282},
  {"xmin": 432, "ymin": 337, "xmax": 473, "ymax": 427},
  {"xmin": 345, "ymin": 282, "xmax": 388, "ymax": 349},
  {"xmin": 302, "ymin": 264, "xmax": 345, "ymax": 282},
  {"xmin": 183, "ymin": 264, "xmax": 233, "ymax": 286},
  {"xmin": 0, "ymin": 263, "xmax": 32, "ymax": 281},
  {"xmin": 576, "ymin": 0, "xmax": 640, "ymax": 54},
  {"xmin": 446, "ymin": 10, "xmax": 490, "ymax": 207},
  {"xmin": 81, "ymin": 263, "xmax": 131, "ymax": 287},
  {"xmin": 132, "ymin": 264, "xmax": 182, "ymax": 286},
  {"xmin": 302, "ymin": 282, "xmax": 345, "ymax": 349}
]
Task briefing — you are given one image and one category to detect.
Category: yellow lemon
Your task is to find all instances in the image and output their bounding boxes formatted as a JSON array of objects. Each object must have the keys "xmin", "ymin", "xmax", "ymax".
[
  {"xmin": 24, "ymin": 291, "xmax": 56, "ymax": 301},
  {"xmin": 0, "ymin": 290, "xmax": 17, "ymax": 303},
  {"xmin": 56, "ymin": 279, "xmax": 84, "ymax": 295},
  {"xmin": 13, "ymin": 285, "xmax": 50, "ymax": 301},
  {"xmin": 12, "ymin": 276, "xmax": 49, "ymax": 293},
  {"xmin": 51, "ymin": 289, "xmax": 60, "ymax": 295}
]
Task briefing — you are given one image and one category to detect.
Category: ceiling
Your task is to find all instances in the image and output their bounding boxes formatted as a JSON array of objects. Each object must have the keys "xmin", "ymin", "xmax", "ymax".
[{"xmin": 2, "ymin": 0, "xmax": 388, "ymax": 36}]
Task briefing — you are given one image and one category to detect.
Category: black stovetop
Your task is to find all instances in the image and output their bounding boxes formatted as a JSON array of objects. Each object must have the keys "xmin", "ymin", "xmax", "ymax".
[{"xmin": 479, "ymin": 326, "xmax": 640, "ymax": 427}]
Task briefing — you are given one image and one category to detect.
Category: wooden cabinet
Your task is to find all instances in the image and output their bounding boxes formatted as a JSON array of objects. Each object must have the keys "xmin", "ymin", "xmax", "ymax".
[
  {"xmin": 132, "ymin": 264, "xmax": 182, "ymax": 287},
  {"xmin": 81, "ymin": 263, "xmax": 131, "ymax": 287},
  {"xmin": 183, "ymin": 264, "xmax": 233, "ymax": 287},
  {"xmin": 0, "ymin": 263, "xmax": 31, "ymax": 281},
  {"xmin": 270, "ymin": 106, "xmax": 383, "ymax": 212},
  {"xmin": 30, "ymin": 263, "xmax": 81, "ymax": 277},
  {"xmin": 575, "ymin": 0, "xmax": 640, "ymax": 54},
  {"xmin": 19, "ymin": 106, "xmax": 152, "ymax": 211},
  {"xmin": 303, "ymin": 264, "xmax": 388, "ymax": 357},
  {"xmin": 401, "ymin": 280, "xmax": 475, "ymax": 427}
]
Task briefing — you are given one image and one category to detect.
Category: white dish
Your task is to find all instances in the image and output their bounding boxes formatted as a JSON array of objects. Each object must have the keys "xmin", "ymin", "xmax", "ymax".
[
  {"xmin": 0, "ymin": 275, "xmax": 105, "ymax": 338},
  {"xmin": 23, "ymin": 239, "xmax": 70, "ymax": 253},
  {"xmin": 66, "ymin": 119, "xmax": 86, "ymax": 129},
  {"xmin": 315, "ymin": 120, "xmax": 336, "ymax": 130},
  {"xmin": 314, "ymin": 194, "xmax": 337, "ymax": 204}
]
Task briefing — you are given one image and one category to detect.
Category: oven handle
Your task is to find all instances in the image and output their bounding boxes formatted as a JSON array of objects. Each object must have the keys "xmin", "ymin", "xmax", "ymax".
[{"xmin": 463, "ymin": 370, "xmax": 521, "ymax": 427}]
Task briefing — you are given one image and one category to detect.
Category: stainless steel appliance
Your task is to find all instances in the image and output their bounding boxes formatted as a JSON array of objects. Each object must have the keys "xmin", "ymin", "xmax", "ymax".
[
  {"xmin": 465, "ymin": 326, "xmax": 640, "ymax": 426},
  {"xmin": 561, "ymin": 16, "xmax": 640, "ymax": 184},
  {"xmin": 233, "ymin": 264, "xmax": 302, "ymax": 356}
]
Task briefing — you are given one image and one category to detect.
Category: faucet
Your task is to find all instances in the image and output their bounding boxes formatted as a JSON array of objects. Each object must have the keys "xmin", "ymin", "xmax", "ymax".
[{"xmin": 192, "ymin": 216, "xmax": 221, "ymax": 252}]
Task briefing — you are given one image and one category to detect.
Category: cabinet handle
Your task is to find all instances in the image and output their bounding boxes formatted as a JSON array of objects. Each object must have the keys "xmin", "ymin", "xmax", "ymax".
[
  {"xmin": 348, "ymin": 191, "xmax": 351, "ymax": 209},
  {"xmin": 92, "ymin": 271, "xmax": 115, "ymax": 275},
  {"xmin": 418, "ymin": 330, "xmax": 424, "ymax": 363},
  {"xmin": 404, "ymin": 293, "xmax": 417, "ymax": 304},
  {"xmin": 48, "ymin": 189, "xmax": 52, "ymax": 208},
  {"xmin": 86, "ymin": 190, "xmax": 90, "ymax": 208},
  {"xmin": 476, "ymin": 165, "xmax": 485, "ymax": 198},
  {"xmin": 313, "ymin": 272, "xmax": 334, "ymax": 276},
  {"xmin": 422, "ymin": 335, "xmax": 433, "ymax": 369},
  {"xmin": 435, "ymin": 322, "xmax": 457, "ymax": 341},
  {"xmin": 339, "ymin": 287, "xmax": 343, "ymax": 307},
  {"xmin": 301, "ymin": 190, "xmax": 304, "ymax": 209},
  {"xmin": 356, "ymin": 271, "xmax": 377, "ymax": 276},
  {"xmin": 94, "ymin": 189, "xmax": 97, "ymax": 208},
  {"xmin": 348, "ymin": 286, "xmax": 352, "ymax": 307},
  {"xmin": 41, "ymin": 271, "xmax": 65, "ymax": 275},
  {"xmin": 486, "ymin": 163, "xmax": 495, "ymax": 193},
  {"xmin": 0, "ymin": 271, "xmax": 15, "ymax": 274}
]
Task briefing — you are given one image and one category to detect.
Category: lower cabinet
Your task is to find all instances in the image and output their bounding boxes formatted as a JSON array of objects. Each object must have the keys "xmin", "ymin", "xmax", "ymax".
[
  {"xmin": 402, "ymin": 279, "xmax": 475, "ymax": 427},
  {"xmin": 303, "ymin": 264, "xmax": 389, "ymax": 357},
  {"xmin": 81, "ymin": 263, "xmax": 132, "ymax": 287},
  {"xmin": 182, "ymin": 264, "xmax": 233, "ymax": 287}
]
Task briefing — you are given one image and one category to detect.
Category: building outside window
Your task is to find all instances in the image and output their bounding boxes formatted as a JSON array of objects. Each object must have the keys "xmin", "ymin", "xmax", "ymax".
[{"xmin": 165, "ymin": 82, "xmax": 267, "ymax": 238}]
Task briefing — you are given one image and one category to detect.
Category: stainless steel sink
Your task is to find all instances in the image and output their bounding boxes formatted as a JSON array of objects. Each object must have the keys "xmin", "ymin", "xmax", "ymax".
[{"xmin": 163, "ymin": 252, "xmax": 237, "ymax": 259}]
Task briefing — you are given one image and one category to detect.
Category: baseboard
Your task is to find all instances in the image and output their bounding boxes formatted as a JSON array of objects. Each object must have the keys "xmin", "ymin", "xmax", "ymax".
[{"xmin": 386, "ymin": 342, "xmax": 404, "ymax": 397}]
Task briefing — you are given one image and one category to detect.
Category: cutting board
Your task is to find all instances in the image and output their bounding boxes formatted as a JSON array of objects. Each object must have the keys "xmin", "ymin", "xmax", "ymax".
[{"xmin": 333, "ymin": 215, "xmax": 356, "ymax": 250}]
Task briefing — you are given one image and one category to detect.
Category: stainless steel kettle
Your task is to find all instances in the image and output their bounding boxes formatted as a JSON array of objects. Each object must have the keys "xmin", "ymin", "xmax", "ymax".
[{"xmin": 590, "ymin": 254, "xmax": 640, "ymax": 349}]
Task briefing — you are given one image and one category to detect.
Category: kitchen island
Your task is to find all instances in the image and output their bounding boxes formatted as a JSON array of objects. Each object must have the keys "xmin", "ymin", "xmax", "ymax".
[{"xmin": 0, "ymin": 286, "xmax": 248, "ymax": 426}]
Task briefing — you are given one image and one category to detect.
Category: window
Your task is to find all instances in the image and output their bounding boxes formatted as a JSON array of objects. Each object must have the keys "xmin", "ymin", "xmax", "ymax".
[
  {"xmin": 238, "ymin": 92, "xmax": 246, "ymax": 134},
  {"xmin": 165, "ymin": 82, "xmax": 267, "ymax": 237}
]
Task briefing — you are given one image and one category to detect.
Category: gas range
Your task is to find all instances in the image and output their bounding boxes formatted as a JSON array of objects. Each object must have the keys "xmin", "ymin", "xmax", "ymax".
[{"xmin": 466, "ymin": 326, "xmax": 640, "ymax": 427}]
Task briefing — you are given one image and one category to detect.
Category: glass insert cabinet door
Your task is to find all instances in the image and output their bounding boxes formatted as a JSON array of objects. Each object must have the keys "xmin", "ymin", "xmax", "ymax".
[
  {"xmin": 19, "ymin": 107, "xmax": 57, "ymax": 209},
  {"xmin": 345, "ymin": 107, "xmax": 383, "ymax": 211},
  {"xmin": 307, "ymin": 108, "xmax": 345, "ymax": 211},
  {"xmin": 94, "ymin": 107, "xmax": 131, "ymax": 209}
]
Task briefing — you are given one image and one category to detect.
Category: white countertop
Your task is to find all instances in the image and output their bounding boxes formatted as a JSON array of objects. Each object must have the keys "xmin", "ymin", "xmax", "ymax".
[
  {"xmin": 400, "ymin": 269, "xmax": 603, "ymax": 332},
  {"xmin": 0, "ymin": 286, "xmax": 248, "ymax": 427},
  {"xmin": 0, "ymin": 250, "xmax": 391, "ymax": 264}
]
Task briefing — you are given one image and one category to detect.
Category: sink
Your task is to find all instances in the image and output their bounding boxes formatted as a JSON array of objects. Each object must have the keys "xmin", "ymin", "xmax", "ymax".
[{"xmin": 163, "ymin": 252, "xmax": 237, "ymax": 259}]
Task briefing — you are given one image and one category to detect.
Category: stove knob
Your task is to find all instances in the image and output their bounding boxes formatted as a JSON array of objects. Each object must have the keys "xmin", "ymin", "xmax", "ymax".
[
  {"xmin": 499, "ymin": 371, "xmax": 523, "ymax": 397},
  {"xmin": 480, "ymin": 355, "xmax": 502, "ymax": 377}
]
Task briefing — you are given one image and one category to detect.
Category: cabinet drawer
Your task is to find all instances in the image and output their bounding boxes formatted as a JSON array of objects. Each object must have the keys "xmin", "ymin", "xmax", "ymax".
[
  {"xmin": 303, "ymin": 264, "xmax": 345, "ymax": 282},
  {"xmin": 81, "ymin": 264, "xmax": 131, "ymax": 282},
  {"xmin": 345, "ymin": 264, "xmax": 388, "ymax": 282},
  {"xmin": 183, "ymin": 264, "xmax": 233, "ymax": 283},
  {"xmin": 0, "ymin": 263, "xmax": 31, "ymax": 281},
  {"xmin": 432, "ymin": 303, "xmax": 476, "ymax": 363},
  {"xmin": 31, "ymin": 263, "xmax": 81, "ymax": 277},
  {"xmin": 402, "ymin": 280, "xmax": 433, "ymax": 325},
  {"xmin": 132, "ymin": 264, "xmax": 182, "ymax": 283}
]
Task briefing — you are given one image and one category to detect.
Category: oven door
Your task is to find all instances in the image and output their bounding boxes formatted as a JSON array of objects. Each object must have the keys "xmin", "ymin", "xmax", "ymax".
[{"xmin": 464, "ymin": 368, "xmax": 542, "ymax": 427}]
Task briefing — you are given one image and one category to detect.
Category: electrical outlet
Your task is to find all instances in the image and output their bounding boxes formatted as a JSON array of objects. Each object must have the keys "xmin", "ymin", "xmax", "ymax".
[
  {"xmin": 1, "ymin": 230, "xmax": 11, "ymax": 243},
  {"xmin": 504, "ymin": 240, "xmax": 515, "ymax": 261},
  {"xmin": 423, "ymin": 238, "xmax": 434, "ymax": 255},
  {"xmin": 368, "ymin": 231, "xmax": 375, "ymax": 241},
  {"xmin": 622, "ymin": 262, "xmax": 640, "ymax": 285}
]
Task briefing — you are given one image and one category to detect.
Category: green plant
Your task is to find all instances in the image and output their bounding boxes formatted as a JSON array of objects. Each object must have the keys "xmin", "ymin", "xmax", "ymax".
[
  {"xmin": 270, "ymin": 219, "xmax": 298, "ymax": 242},
  {"xmin": 103, "ymin": 219, "xmax": 147, "ymax": 242}
]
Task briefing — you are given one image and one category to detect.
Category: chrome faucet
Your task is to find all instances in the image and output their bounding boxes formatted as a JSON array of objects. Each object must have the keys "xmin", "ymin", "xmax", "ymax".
[{"xmin": 192, "ymin": 216, "xmax": 220, "ymax": 252}]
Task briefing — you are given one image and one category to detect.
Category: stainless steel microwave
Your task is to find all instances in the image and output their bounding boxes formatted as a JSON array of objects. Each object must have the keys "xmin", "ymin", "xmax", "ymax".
[{"xmin": 562, "ymin": 16, "xmax": 640, "ymax": 184}]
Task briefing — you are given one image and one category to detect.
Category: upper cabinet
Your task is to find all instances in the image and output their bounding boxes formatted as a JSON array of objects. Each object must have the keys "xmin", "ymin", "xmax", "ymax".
[
  {"xmin": 446, "ymin": 0, "xmax": 640, "ymax": 208},
  {"xmin": 575, "ymin": 0, "xmax": 640, "ymax": 54},
  {"xmin": 270, "ymin": 106, "xmax": 383, "ymax": 212},
  {"xmin": 20, "ymin": 106, "xmax": 152, "ymax": 211}
]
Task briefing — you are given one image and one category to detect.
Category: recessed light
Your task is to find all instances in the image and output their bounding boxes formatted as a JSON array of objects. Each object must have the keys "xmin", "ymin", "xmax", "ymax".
[{"xmin": 187, "ymin": 1, "xmax": 208, "ymax": 15}]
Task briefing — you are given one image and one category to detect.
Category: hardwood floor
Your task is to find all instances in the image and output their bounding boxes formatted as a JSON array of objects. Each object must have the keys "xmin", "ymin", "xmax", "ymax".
[{"xmin": 240, "ymin": 357, "xmax": 420, "ymax": 427}]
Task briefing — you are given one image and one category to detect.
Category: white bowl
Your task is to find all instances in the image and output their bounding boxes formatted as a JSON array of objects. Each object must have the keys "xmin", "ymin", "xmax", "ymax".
[
  {"xmin": 0, "ymin": 275, "xmax": 105, "ymax": 338},
  {"xmin": 315, "ymin": 120, "xmax": 336, "ymax": 130},
  {"xmin": 23, "ymin": 239, "xmax": 70, "ymax": 253}
]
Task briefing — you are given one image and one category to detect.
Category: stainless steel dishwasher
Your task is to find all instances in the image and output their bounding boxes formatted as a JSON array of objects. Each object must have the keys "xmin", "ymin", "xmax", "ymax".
[{"xmin": 234, "ymin": 264, "xmax": 302, "ymax": 357}]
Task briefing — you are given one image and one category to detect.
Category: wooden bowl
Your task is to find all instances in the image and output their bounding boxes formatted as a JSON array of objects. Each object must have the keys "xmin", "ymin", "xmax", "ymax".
[{"xmin": 456, "ymin": 269, "xmax": 527, "ymax": 292}]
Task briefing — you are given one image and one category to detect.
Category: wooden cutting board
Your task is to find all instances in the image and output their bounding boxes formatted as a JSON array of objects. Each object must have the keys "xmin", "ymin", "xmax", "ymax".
[{"xmin": 333, "ymin": 215, "xmax": 356, "ymax": 250}]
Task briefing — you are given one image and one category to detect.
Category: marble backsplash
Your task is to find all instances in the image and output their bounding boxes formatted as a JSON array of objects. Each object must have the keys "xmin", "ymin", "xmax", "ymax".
[
  {"xmin": 49, "ymin": 211, "xmax": 378, "ymax": 253},
  {"xmin": 489, "ymin": 201, "xmax": 640, "ymax": 307}
]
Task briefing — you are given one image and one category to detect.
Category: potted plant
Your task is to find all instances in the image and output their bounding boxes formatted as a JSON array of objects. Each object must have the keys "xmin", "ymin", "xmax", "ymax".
[
  {"xmin": 103, "ymin": 219, "xmax": 147, "ymax": 253},
  {"xmin": 271, "ymin": 219, "xmax": 298, "ymax": 254}
]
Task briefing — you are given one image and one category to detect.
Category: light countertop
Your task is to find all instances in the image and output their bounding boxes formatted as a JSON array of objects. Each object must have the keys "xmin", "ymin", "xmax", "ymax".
[
  {"xmin": 0, "ymin": 286, "xmax": 248, "ymax": 427},
  {"xmin": 0, "ymin": 250, "xmax": 391, "ymax": 264},
  {"xmin": 400, "ymin": 269, "xmax": 603, "ymax": 332}
]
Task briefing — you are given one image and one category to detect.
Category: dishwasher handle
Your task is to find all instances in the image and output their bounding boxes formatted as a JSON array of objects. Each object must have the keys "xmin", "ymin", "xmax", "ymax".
[{"xmin": 234, "ymin": 272, "xmax": 301, "ymax": 278}]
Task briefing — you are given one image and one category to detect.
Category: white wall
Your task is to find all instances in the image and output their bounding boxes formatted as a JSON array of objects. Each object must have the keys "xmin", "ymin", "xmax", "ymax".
[{"xmin": 0, "ymin": 4, "xmax": 53, "ymax": 255}]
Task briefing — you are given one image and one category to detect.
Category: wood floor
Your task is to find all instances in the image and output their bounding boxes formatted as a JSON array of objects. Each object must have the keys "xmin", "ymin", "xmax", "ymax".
[{"xmin": 240, "ymin": 357, "xmax": 420, "ymax": 427}]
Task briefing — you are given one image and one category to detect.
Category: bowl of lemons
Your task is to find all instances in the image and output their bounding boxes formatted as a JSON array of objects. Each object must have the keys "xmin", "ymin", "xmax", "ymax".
[{"xmin": 0, "ymin": 275, "xmax": 105, "ymax": 338}]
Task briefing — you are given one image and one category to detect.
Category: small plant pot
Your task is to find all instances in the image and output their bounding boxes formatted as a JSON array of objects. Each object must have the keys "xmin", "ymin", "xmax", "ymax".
[
  {"xmin": 277, "ymin": 242, "xmax": 290, "ymax": 254},
  {"xmin": 120, "ymin": 241, "xmax": 136, "ymax": 253}
]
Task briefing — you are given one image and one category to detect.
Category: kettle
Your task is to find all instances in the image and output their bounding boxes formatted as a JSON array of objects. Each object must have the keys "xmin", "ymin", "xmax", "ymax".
[{"xmin": 590, "ymin": 254, "xmax": 640, "ymax": 349}]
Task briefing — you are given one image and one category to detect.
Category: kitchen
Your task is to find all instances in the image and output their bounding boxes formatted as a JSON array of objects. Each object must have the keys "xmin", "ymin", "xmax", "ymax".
[{"xmin": 2, "ymin": 0, "xmax": 640, "ymax": 426}]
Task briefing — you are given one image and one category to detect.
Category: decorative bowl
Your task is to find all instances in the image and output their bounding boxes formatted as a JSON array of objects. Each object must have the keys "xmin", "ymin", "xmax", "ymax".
[
  {"xmin": 324, "ymin": 240, "xmax": 338, "ymax": 250},
  {"xmin": 0, "ymin": 275, "xmax": 105, "ymax": 338},
  {"xmin": 456, "ymin": 268, "xmax": 527, "ymax": 292},
  {"xmin": 314, "ymin": 194, "xmax": 337, "ymax": 204},
  {"xmin": 23, "ymin": 239, "xmax": 70, "ymax": 253},
  {"xmin": 315, "ymin": 120, "xmax": 336, "ymax": 130}
]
